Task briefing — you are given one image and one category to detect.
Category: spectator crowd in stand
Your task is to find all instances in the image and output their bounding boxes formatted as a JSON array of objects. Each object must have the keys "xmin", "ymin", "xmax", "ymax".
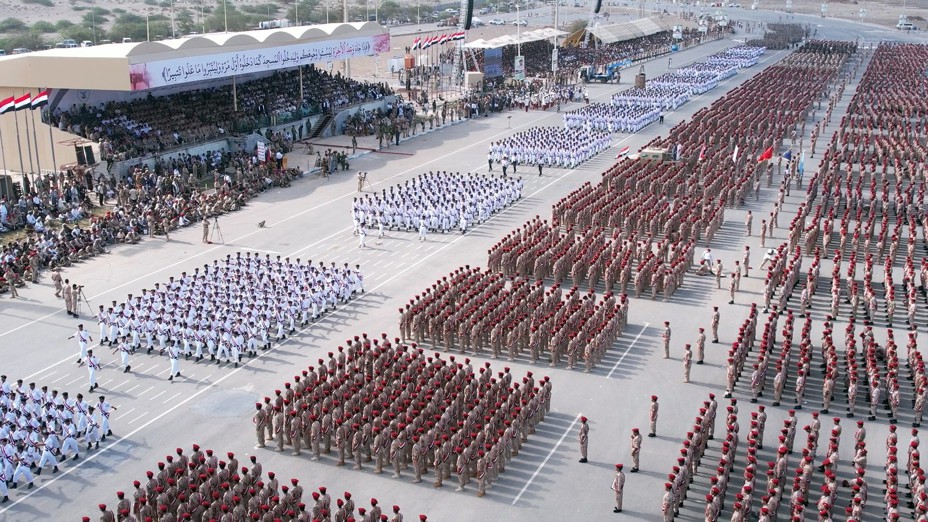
[
  {"xmin": 53, "ymin": 67, "xmax": 393, "ymax": 162},
  {"xmin": 0, "ymin": 147, "xmax": 302, "ymax": 298}
]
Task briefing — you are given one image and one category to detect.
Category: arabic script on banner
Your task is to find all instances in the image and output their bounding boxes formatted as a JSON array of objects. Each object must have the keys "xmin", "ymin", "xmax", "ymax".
[{"xmin": 129, "ymin": 33, "xmax": 390, "ymax": 91}]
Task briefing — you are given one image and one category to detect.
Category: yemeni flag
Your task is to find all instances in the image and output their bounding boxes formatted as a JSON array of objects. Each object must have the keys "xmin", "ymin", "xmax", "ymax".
[
  {"xmin": 31, "ymin": 90, "xmax": 49, "ymax": 109},
  {"xmin": 424, "ymin": 36, "xmax": 435, "ymax": 49},
  {"xmin": 615, "ymin": 146, "xmax": 629, "ymax": 159},
  {"xmin": 756, "ymin": 146, "xmax": 773, "ymax": 163},
  {"xmin": 452, "ymin": 31, "xmax": 466, "ymax": 41},
  {"xmin": 0, "ymin": 96, "xmax": 14, "ymax": 115},
  {"xmin": 439, "ymin": 34, "xmax": 449, "ymax": 45},
  {"xmin": 14, "ymin": 93, "xmax": 31, "ymax": 111},
  {"xmin": 411, "ymin": 37, "xmax": 421, "ymax": 50}
]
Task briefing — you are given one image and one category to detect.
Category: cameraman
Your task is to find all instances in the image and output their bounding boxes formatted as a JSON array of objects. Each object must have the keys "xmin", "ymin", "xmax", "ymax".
[{"xmin": 357, "ymin": 171, "xmax": 368, "ymax": 193}]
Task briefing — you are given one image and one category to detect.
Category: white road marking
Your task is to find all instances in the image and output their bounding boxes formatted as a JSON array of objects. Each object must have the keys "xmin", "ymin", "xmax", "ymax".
[
  {"xmin": 606, "ymin": 322, "xmax": 651, "ymax": 379},
  {"xmin": 115, "ymin": 407, "xmax": 135, "ymax": 420},
  {"xmin": 149, "ymin": 390, "xmax": 166, "ymax": 401},
  {"xmin": 239, "ymin": 247, "xmax": 280, "ymax": 254},
  {"xmin": 511, "ymin": 413, "xmax": 582, "ymax": 506},
  {"xmin": 0, "ymin": 46, "xmax": 753, "ymax": 513},
  {"xmin": 162, "ymin": 392, "xmax": 181, "ymax": 404}
]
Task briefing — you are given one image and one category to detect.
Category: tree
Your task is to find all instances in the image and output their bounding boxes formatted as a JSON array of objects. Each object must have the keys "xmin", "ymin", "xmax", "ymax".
[
  {"xmin": 205, "ymin": 0, "xmax": 263, "ymax": 32},
  {"xmin": 0, "ymin": 18, "xmax": 27, "ymax": 32},
  {"xmin": 0, "ymin": 32, "xmax": 47, "ymax": 52},
  {"xmin": 175, "ymin": 8, "xmax": 196, "ymax": 34},
  {"xmin": 31, "ymin": 20, "xmax": 57, "ymax": 33},
  {"xmin": 378, "ymin": 0, "xmax": 401, "ymax": 20},
  {"xmin": 284, "ymin": 0, "xmax": 323, "ymax": 24},
  {"xmin": 60, "ymin": 24, "xmax": 102, "ymax": 43}
]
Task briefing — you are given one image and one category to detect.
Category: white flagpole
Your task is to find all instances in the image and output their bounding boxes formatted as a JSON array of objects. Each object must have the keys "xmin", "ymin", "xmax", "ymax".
[
  {"xmin": 12, "ymin": 107, "xmax": 26, "ymax": 184},
  {"xmin": 45, "ymin": 107, "xmax": 57, "ymax": 175},
  {"xmin": 21, "ymin": 93, "xmax": 35, "ymax": 181},
  {"xmin": 30, "ymin": 103, "xmax": 42, "ymax": 175},
  {"xmin": 0, "ymin": 122, "xmax": 8, "ymax": 176}
]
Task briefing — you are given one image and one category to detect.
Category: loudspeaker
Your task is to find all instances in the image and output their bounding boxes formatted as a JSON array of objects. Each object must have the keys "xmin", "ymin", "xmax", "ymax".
[
  {"xmin": 594, "ymin": 0, "xmax": 602, "ymax": 13},
  {"xmin": 464, "ymin": 0, "xmax": 475, "ymax": 30},
  {"xmin": 75, "ymin": 145, "xmax": 86, "ymax": 165}
]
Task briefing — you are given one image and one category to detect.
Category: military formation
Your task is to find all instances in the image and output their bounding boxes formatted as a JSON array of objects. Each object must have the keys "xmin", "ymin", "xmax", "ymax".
[
  {"xmin": 659, "ymin": 40, "xmax": 928, "ymax": 521},
  {"xmin": 252, "ymin": 336, "xmax": 551, "ymax": 498},
  {"xmin": 568, "ymin": 46, "xmax": 763, "ymax": 134},
  {"xmin": 59, "ymin": 33, "xmax": 928, "ymax": 521},
  {"xmin": 487, "ymin": 127, "xmax": 611, "ymax": 169},
  {"xmin": 350, "ymin": 171, "xmax": 523, "ymax": 236},
  {"xmin": 399, "ymin": 266, "xmax": 628, "ymax": 371},
  {"xmin": 79, "ymin": 253, "xmax": 364, "ymax": 377},
  {"xmin": 87, "ymin": 445, "xmax": 426, "ymax": 521},
  {"xmin": 0, "ymin": 375, "xmax": 116, "ymax": 503}
]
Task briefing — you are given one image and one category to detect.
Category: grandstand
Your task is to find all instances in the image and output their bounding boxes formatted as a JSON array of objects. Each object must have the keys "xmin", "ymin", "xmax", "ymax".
[{"xmin": 0, "ymin": 22, "xmax": 391, "ymax": 194}]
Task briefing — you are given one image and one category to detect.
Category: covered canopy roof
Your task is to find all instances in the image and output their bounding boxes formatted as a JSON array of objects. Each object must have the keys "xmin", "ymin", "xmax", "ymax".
[
  {"xmin": 464, "ymin": 27, "xmax": 567, "ymax": 49},
  {"xmin": 586, "ymin": 17, "xmax": 672, "ymax": 44},
  {"xmin": 0, "ymin": 22, "xmax": 388, "ymax": 92}
]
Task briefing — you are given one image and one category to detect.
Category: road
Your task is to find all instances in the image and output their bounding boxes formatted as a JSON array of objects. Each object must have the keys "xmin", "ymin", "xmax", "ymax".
[{"xmin": 0, "ymin": 18, "xmax": 909, "ymax": 521}]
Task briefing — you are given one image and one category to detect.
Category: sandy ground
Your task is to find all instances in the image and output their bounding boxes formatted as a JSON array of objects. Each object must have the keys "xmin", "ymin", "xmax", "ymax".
[{"xmin": 3, "ymin": 0, "xmax": 924, "ymax": 44}]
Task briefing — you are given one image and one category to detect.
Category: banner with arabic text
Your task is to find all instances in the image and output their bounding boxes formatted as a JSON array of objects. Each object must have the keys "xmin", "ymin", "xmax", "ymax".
[{"xmin": 128, "ymin": 33, "xmax": 390, "ymax": 91}]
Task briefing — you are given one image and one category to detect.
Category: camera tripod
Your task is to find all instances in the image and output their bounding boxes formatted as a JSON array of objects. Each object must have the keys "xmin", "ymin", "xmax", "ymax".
[
  {"xmin": 210, "ymin": 216, "xmax": 224, "ymax": 244},
  {"xmin": 77, "ymin": 287, "xmax": 93, "ymax": 316}
]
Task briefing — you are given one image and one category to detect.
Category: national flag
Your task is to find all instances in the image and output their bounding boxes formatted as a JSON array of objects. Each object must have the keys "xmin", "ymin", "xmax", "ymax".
[
  {"xmin": 0, "ymin": 96, "xmax": 14, "ymax": 115},
  {"xmin": 452, "ymin": 31, "xmax": 466, "ymax": 41},
  {"xmin": 438, "ymin": 34, "xmax": 448, "ymax": 45},
  {"xmin": 756, "ymin": 146, "xmax": 773, "ymax": 163},
  {"xmin": 731, "ymin": 144, "xmax": 739, "ymax": 164},
  {"xmin": 13, "ymin": 93, "xmax": 30, "ymax": 111},
  {"xmin": 698, "ymin": 145, "xmax": 706, "ymax": 162},
  {"xmin": 31, "ymin": 90, "xmax": 49, "ymax": 109},
  {"xmin": 422, "ymin": 36, "xmax": 432, "ymax": 49},
  {"xmin": 615, "ymin": 146, "xmax": 629, "ymax": 159},
  {"xmin": 411, "ymin": 37, "xmax": 421, "ymax": 50}
]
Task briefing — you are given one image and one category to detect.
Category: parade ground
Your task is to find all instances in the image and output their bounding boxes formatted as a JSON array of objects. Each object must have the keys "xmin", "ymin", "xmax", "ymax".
[{"xmin": 0, "ymin": 10, "xmax": 923, "ymax": 521}]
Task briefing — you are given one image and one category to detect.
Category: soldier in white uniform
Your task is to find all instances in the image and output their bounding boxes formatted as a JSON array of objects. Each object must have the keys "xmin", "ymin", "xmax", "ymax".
[{"xmin": 68, "ymin": 324, "xmax": 93, "ymax": 365}]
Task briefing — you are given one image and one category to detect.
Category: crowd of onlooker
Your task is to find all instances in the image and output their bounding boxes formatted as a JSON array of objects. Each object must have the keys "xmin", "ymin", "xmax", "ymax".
[
  {"xmin": 0, "ymin": 144, "xmax": 301, "ymax": 296},
  {"xmin": 464, "ymin": 29, "xmax": 726, "ymax": 81},
  {"xmin": 51, "ymin": 67, "xmax": 393, "ymax": 162}
]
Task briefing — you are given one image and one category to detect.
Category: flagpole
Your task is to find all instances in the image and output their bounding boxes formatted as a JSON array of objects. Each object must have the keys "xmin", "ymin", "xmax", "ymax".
[
  {"xmin": 29, "ymin": 104, "xmax": 42, "ymax": 176},
  {"xmin": 12, "ymin": 108, "xmax": 26, "ymax": 189},
  {"xmin": 45, "ymin": 109, "xmax": 57, "ymax": 175},
  {"xmin": 21, "ymin": 93, "xmax": 35, "ymax": 184},
  {"xmin": 0, "ymin": 124, "xmax": 8, "ymax": 177}
]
